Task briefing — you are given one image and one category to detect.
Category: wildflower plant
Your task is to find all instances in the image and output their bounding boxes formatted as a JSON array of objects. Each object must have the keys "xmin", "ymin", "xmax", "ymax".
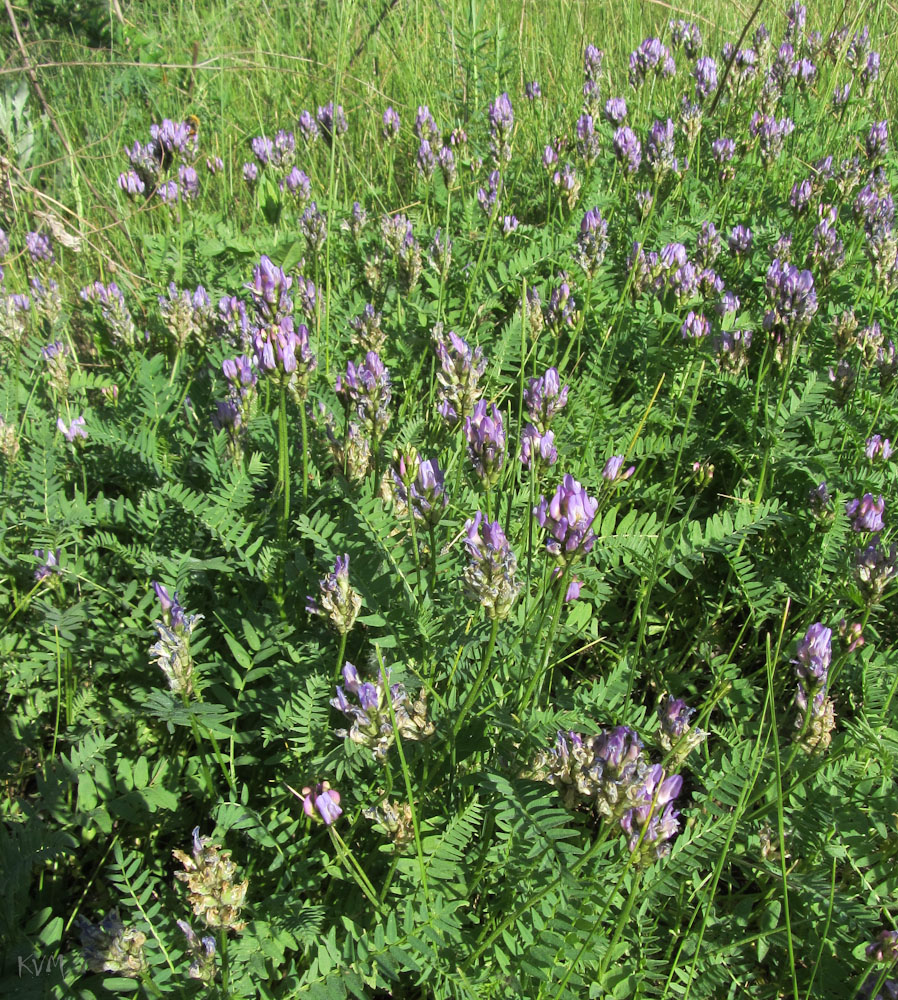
[{"xmin": 5, "ymin": 6, "xmax": 898, "ymax": 999}]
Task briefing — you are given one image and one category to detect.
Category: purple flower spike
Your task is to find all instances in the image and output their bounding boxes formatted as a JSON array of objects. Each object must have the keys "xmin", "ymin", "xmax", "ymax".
[
  {"xmin": 525, "ymin": 81, "xmax": 541, "ymax": 100},
  {"xmin": 534, "ymin": 474, "xmax": 599, "ymax": 565},
  {"xmin": 520, "ymin": 424, "xmax": 557, "ymax": 469},
  {"xmin": 524, "ymin": 367, "xmax": 569, "ymax": 431},
  {"xmin": 464, "ymin": 400, "xmax": 506, "ymax": 487},
  {"xmin": 463, "ymin": 511, "xmax": 521, "ymax": 619},
  {"xmin": 604, "ymin": 97, "xmax": 628, "ymax": 125},
  {"xmin": 693, "ymin": 56, "xmax": 718, "ymax": 101},
  {"xmin": 613, "ymin": 126, "xmax": 642, "ymax": 173},
  {"xmin": 382, "ymin": 107, "xmax": 400, "ymax": 140},
  {"xmin": 846, "ymin": 493, "xmax": 885, "ymax": 532},
  {"xmin": 793, "ymin": 623, "xmax": 831, "ymax": 689}
]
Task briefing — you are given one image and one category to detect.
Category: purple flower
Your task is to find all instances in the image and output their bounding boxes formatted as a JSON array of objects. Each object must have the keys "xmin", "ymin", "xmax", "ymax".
[
  {"xmin": 793, "ymin": 623, "xmax": 831, "ymax": 690},
  {"xmin": 693, "ymin": 56, "xmax": 718, "ymax": 101},
  {"xmin": 464, "ymin": 400, "xmax": 506, "ymax": 486},
  {"xmin": 854, "ymin": 540, "xmax": 897, "ymax": 603},
  {"xmin": 604, "ymin": 97, "xmax": 628, "ymax": 125},
  {"xmin": 26, "ymin": 231, "xmax": 54, "ymax": 263},
  {"xmin": 300, "ymin": 782, "xmax": 342, "ymax": 825},
  {"xmin": 763, "ymin": 259, "xmax": 817, "ymax": 340},
  {"xmin": 309, "ymin": 554, "xmax": 362, "ymax": 634},
  {"xmin": 417, "ymin": 139, "xmax": 436, "ymax": 181},
  {"xmin": 437, "ymin": 145, "xmax": 457, "ymax": 187},
  {"xmin": 242, "ymin": 162, "xmax": 258, "ymax": 185},
  {"xmin": 681, "ymin": 311, "xmax": 710, "ymax": 340},
  {"xmin": 433, "ymin": 325, "xmax": 487, "ymax": 426},
  {"xmin": 575, "ymin": 114, "xmax": 600, "ymax": 166},
  {"xmin": 414, "ymin": 105, "xmax": 440, "ymax": 143},
  {"xmin": 525, "ymin": 81, "xmax": 541, "ymax": 100},
  {"xmin": 297, "ymin": 110, "xmax": 320, "ymax": 143},
  {"xmin": 695, "ymin": 222, "xmax": 721, "ymax": 266},
  {"xmin": 646, "ymin": 118, "xmax": 680, "ymax": 178},
  {"xmin": 520, "ymin": 424, "xmax": 557, "ymax": 469},
  {"xmin": 602, "ymin": 455, "xmax": 635, "ymax": 483},
  {"xmin": 846, "ymin": 493, "xmax": 885, "ymax": 532},
  {"xmin": 34, "ymin": 548, "xmax": 62, "ymax": 582},
  {"xmin": 252, "ymin": 135, "xmax": 274, "ymax": 165},
  {"xmin": 524, "ymin": 367, "xmax": 569, "ymax": 431},
  {"xmin": 463, "ymin": 511, "xmax": 521, "ymax": 618},
  {"xmin": 118, "ymin": 171, "xmax": 145, "ymax": 196},
  {"xmin": 789, "ymin": 178, "xmax": 813, "ymax": 214},
  {"xmin": 534, "ymin": 474, "xmax": 598, "ymax": 564},
  {"xmin": 728, "ymin": 224, "xmax": 753, "ymax": 255},
  {"xmin": 749, "ymin": 113, "xmax": 794, "ymax": 164},
  {"xmin": 336, "ymin": 352, "xmax": 391, "ymax": 437},
  {"xmin": 477, "ymin": 170, "xmax": 501, "ymax": 216},
  {"xmin": 283, "ymin": 167, "xmax": 311, "ymax": 200},
  {"xmin": 57, "ymin": 415, "xmax": 87, "ymax": 442},
  {"xmin": 866, "ymin": 121, "xmax": 888, "ymax": 159},
  {"xmin": 866, "ymin": 434, "xmax": 893, "ymax": 462},
  {"xmin": 584, "ymin": 44, "xmax": 603, "ymax": 80},
  {"xmin": 612, "ymin": 127, "xmax": 641, "ymax": 173},
  {"xmin": 670, "ymin": 19, "xmax": 702, "ymax": 58},
  {"xmin": 629, "ymin": 38, "xmax": 675, "ymax": 87},
  {"xmin": 382, "ymin": 106, "xmax": 400, "ymax": 140},
  {"xmin": 317, "ymin": 103, "xmax": 348, "ymax": 144}
]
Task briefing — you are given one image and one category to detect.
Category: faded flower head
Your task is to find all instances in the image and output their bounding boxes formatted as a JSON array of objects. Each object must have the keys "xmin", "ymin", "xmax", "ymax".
[
  {"xmin": 77, "ymin": 910, "xmax": 147, "ymax": 978},
  {"xmin": 307, "ymin": 554, "xmax": 362, "ymax": 635},
  {"xmin": 174, "ymin": 828, "xmax": 248, "ymax": 931},
  {"xmin": 177, "ymin": 921, "xmax": 216, "ymax": 982},
  {"xmin": 465, "ymin": 401, "xmax": 506, "ymax": 487},
  {"xmin": 657, "ymin": 695, "xmax": 708, "ymax": 764},
  {"xmin": 149, "ymin": 594, "xmax": 203, "ymax": 698}
]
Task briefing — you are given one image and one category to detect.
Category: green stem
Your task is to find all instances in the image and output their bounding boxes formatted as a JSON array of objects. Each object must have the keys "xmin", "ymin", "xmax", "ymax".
[
  {"xmin": 300, "ymin": 402, "xmax": 309, "ymax": 500},
  {"xmin": 453, "ymin": 615, "xmax": 500, "ymax": 737},
  {"xmin": 278, "ymin": 382, "xmax": 290, "ymax": 539},
  {"xmin": 519, "ymin": 568, "xmax": 568, "ymax": 714},
  {"xmin": 334, "ymin": 631, "xmax": 348, "ymax": 684}
]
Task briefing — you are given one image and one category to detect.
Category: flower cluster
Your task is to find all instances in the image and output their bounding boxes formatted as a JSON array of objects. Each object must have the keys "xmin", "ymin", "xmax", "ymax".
[
  {"xmin": 77, "ymin": 910, "xmax": 147, "ymax": 978},
  {"xmin": 488, "ymin": 92, "xmax": 514, "ymax": 165},
  {"xmin": 149, "ymin": 584, "xmax": 203, "ymax": 697},
  {"xmin": 306, "ymin": 554, "xmax": 362, "ymax": 634},
  {"xmin": 534, "ymin": 475, "xmax": 598, "ymax": 565},
  {"xmin": 177, "ymin": 921, "xmax": 217, "ymax": 982},
  {"xmin": 80, "ymin": 281, "xmax": 138, "ymax": 347},
  {"xmin": 388, "ymin": 450, "xmax": 447, "ymax": 527},
  {"xmin": 576, "ymin": 207, "xmax": 609, "ymax": 277},
  {"xmin": 463, "ymin": 512, "xmax": 521, "ymax": 620},
  {"xmin": 246, "ymin": 256, "xmax": 317, "ymax": 396},
  {"xmin": 792, "ymin": 623, "xmax": 836, "ymax": 754},
  {"xmin": 846, "ymin": 494, "xmax": 885, "ymax": 533},
  {"xmin": 173, "ymin": 828, "xmax": 249, "ymax": 931},
  {"xmin": 854, "ymin": 540, "xmax": 897, "ymax": 605},
  {"xmin": 433, "ymin": 325, "xmax": 487, "ymax": 426},
  {"xmin": 657, "ymin": 696, "xmax": 708, "ymax": 767},
  {"xmin": 159, "ymin": 283, "xmax": 215, "ymax": 350},
  {"xmin": 465, "ymin": 401, "xmax": 506, "ymax": 487},
  {"xmin": 336, "ymin": 351, "xmax": 392, "ymax": 438},
  {"xmin": 530, "ymin": 727, "xmax": 683, "ymax": 861},
  {"xmin": 331, "ymin": 662, "xmax": 434, "ymax": 760},
  {"xmin": 628, "ymin": 38, "xmax": 675, "ymax": 87}
]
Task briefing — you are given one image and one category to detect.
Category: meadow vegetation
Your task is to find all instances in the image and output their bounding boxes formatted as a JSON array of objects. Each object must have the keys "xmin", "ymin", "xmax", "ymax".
[{"xmin": 2, "ymin": 1, "xmax": 898, "ymax": 997}]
